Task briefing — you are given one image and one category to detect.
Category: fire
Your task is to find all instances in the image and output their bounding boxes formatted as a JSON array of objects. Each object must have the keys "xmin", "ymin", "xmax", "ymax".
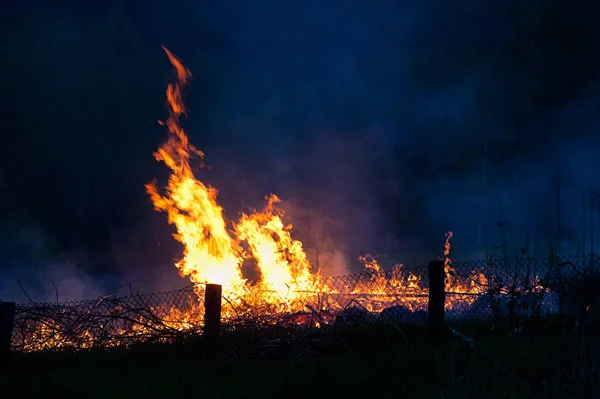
[
  {"xmin": 358, "ymin": 254, "xmax": 382, "ymax": 273},
  {"xmin": 12, "ymin": 47, "xmax": 534, "ymax": 353},
  {"xmin": 146, "ymin": 47, "xmax": 492, "ymax": 316},
  {"xmin": 146, "ymin": 46, "xmax": 244, "ymax": 293},
  {"xmin": 235, "ymin": 195, "xmax": 318, "ymax": 296},
  {"xmin": 441, "ymin": 231, "xmax": 489, "ymax": 310},
  {"xmin": 146, "ymin": 47, "xmax": 324, "ymax": 310},
  {"xmin": 442, "ymin": 231, "xmax": 455, "ymax": 289}
]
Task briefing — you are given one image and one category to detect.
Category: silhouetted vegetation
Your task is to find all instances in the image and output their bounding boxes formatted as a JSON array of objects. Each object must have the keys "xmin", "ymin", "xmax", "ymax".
[{"xmin": 2, "ymin": 313, "xmax": 599, "ymax": 398}]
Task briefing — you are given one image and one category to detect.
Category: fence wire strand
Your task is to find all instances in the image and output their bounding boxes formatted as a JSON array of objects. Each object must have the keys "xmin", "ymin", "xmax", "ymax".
[{"xmin": 10, "ymin": 255, "xmax": 600, "ymax": 352}]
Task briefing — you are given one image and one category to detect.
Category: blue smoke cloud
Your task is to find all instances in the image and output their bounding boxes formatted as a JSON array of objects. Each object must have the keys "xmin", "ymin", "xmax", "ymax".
[{"xmin": 1, "ymin": 0, "xmax": 599, "ymax": 295}]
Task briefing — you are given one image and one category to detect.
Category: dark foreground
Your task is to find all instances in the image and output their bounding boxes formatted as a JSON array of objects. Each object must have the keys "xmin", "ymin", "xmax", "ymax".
[{"xmin": 2, "ymin": 315, "xmax": 599, "ymax": 399}]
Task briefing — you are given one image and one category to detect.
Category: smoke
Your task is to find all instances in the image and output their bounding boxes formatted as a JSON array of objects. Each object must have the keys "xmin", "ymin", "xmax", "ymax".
[
  {"xmin": 0, "ymin": 225, "xmax": 118, "ymax": 302},
  {"xmin": 2, "ymin": 0, "xmax": 600, "ymax": 300},
  {"xmin": 182, "ymin": 0, "xmax": 600, "ymax": 262},
  {"xmin": 0, "ymin": 222, "xmax": 187, "ymax": 302},
  {"xmin": 421, "ymin": 81, "xmax": 600, "ymax": 260},
  {"xmin": 276, "ymin": 197, "xmax": 350, "ymax": 277}
]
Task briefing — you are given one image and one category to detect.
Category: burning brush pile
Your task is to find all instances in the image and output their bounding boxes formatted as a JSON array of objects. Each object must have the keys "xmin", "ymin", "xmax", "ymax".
[
  {"xmin": 11, "ymin": 259, "xmax": 488, "ymax": 353},
  {"xmin": 142, "ymin": 47, "xmax": 488, "ymax": 316},
  {"xmin": 11, "ymin": 48, "xmax": 567, "ymax": 353}
]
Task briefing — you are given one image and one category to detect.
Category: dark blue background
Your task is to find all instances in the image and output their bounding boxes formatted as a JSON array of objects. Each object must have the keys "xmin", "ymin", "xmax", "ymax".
[{"xmin": 1, "ymin": 0, "xmax": 600, "ymax": 299}]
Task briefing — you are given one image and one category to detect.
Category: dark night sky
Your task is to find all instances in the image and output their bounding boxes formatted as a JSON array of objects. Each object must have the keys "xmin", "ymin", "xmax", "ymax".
[{"xmin": 1, "ymin": 0, "xmax": 600, "ymax": 300}]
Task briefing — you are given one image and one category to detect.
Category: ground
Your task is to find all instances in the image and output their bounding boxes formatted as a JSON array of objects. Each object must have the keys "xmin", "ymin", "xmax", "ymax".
[{"xmin": 2, "ymin": 316, "xmax": 599, "ymax": 399}]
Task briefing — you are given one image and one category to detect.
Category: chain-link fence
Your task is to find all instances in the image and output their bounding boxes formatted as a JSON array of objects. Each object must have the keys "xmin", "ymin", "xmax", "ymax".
[
  {"xmin": 11, "ymin": 285, "xmax": 205, "ymax": 352},
  {"xmin": 446, "ymin": 254, "xmax": 600, "ymax": 323},
  {"xmin": 8, "ymin": 255, "xmax": 600, "ymax": 352}
]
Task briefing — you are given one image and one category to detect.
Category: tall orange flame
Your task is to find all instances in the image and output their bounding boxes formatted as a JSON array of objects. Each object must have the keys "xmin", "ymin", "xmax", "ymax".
[
  {"xmin": 145, "ymin": 47, "xmax": 244, "ymax": 292},
  {"xmin": 443, "ymin": 231, "xmax": 455, "ymax": 289},
  {"xmin": 146, "ymin": 47, "xmax": 323, "ymax": 303}
]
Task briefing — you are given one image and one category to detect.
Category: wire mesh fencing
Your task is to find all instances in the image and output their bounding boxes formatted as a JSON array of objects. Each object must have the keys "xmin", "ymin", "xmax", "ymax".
[
  {"xmin": 11, "ymin": 285, "xmax": 205, "ymax": 352},
  {"xmin": 9, "ymin": 255, "xmax": 600, "ymax": 352},
  {"xmin": 221, "ymin": 263, "xmax": 432, "ymax": 334},
  {"xmin": 445, "ymin": 254, "xmax": 600, "ymax": 323}
]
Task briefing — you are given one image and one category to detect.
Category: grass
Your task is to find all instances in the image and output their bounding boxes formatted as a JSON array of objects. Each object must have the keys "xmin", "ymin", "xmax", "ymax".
[{"xmin": 1, "ymin": 314, "xmax": 599, "ymax": 399}]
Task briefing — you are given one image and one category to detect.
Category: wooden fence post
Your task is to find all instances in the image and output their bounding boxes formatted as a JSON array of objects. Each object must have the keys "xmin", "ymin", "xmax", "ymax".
[
  {"xmin": 428, "ymin": 260, "xmax": 446, "ymax": 337},
  {"xmin": 0, "ymin": 302, "xmax": 16, "ymax": 370},
  {"xmin": 203, "ymin": 284, "xmax": 222, "ymax": 361}
]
